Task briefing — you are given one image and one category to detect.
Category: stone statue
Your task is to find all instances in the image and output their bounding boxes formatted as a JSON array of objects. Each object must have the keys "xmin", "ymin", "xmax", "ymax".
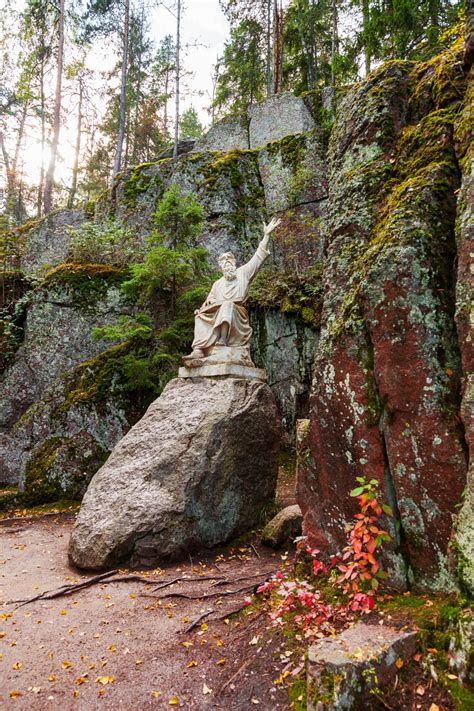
[{"xmin": 182, "ymin": 217, "xmax": 281, "ymax": 371}]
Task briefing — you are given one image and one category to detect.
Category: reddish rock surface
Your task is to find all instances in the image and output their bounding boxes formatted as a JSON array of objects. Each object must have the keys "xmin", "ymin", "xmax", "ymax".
[{"xmin": 297, "ymin": 40, "xmax": 470, "ymax": 589}]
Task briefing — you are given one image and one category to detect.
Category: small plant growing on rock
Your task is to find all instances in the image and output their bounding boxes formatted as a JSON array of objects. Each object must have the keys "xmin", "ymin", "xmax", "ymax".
[
  {"xmin": 256, "ymin": 476, "xmax": 393, "ymax": 638},
  {"xmin": 336, "ymin": 477, "xmax": 393, "ymax": 611}
]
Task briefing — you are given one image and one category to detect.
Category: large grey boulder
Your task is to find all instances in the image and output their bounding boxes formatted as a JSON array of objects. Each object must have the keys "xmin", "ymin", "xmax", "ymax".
[
  {"xmin": 248, "ymin": 93, "xmax": 315, "ymax": 149},
  {"xmin": 193, "ymin": 113, "xmax": 249, "ymax": 153},
  {"xmin": 69, "ymin": 377, "xmax": 280, "ymax": 569},
  {"xmin": 21, "ymin": 209, "xmax": 86, "ymax": 276}
]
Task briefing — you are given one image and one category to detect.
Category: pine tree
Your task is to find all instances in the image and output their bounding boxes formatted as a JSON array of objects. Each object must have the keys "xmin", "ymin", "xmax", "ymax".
[
  {"xmin": 179, "ymin": 107, "xmax": 204, "ymax": 140},
  {"xmin": 213, "ymin": 19, "xmax": 266, "ymax": 114}
]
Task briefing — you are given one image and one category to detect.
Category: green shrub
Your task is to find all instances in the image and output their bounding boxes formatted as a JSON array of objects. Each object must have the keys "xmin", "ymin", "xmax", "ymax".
[{"xmin": 67, "ymin": 219, "xmax": 143, "ymax": 266}]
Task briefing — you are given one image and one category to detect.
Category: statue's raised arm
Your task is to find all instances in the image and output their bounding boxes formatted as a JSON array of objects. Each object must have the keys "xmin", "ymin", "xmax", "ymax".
[{"xmin": 183, "ymin": 217, "xmax": 281, "ymax": 369}]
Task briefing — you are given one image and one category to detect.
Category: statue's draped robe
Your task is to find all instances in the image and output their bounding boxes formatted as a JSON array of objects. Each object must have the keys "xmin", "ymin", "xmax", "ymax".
[{"xmin": 192, "ymin": 242, "xmax": 269, "ymax": 353}]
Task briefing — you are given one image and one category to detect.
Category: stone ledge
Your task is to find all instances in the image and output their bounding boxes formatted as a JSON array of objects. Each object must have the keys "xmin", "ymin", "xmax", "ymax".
[
  {"xmin": 307, "ymin": 622, "xmax": 417, "ymax": 710},
  {"xmin": 178, "ymin": 363, "xmax": 267, "ymax": 381}
]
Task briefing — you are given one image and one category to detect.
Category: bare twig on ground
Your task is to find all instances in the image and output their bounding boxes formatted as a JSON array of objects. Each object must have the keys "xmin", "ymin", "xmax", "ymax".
[
  {"xmin": 141, "ymin": 583, "xmax": 255, "ymax": 602},
  {"xmin": 182, "ymin": 609, "xmax": 215, "ymax": 633},
  {"xmin": 210, "ymin": 572, "xmax": 273, "ymax": 588},
  {"xmin": 218, "ymin": 657, "xmax": 254, "ymax": 694},
  {"xmin": 249, "ymin": 543, "xmax": 260, "ymax": 559},
  {"xmin": 0, "ymin": 510, "xmax": 77, "ymax": 526},
  {"xmin": 150, "ymin": 575, "xmax": 225, "ymax": 593},
  {"xmin": 8, "ymin": 572, "xmax": 173, "ymax": 608},
  {"xmin": 9, "ymin": 570, "xmax": 119, "ymax": 609}
]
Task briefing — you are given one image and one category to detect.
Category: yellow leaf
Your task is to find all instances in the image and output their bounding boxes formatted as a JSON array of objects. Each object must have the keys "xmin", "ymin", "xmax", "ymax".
[
  {"xmin": 89, "ymin": 663, "xmax": 96, "ymax": 670},
  {"xmin": 95, "ymin": 675, "xmax": 115, "ymax": 685},
  {"xmin": 429, "ymin": 705, "xmax": 440, "ymax": 711},
  {"xmin": 181, "ymin": 618, "xmax": 189, "ymax": 623},
  {"xmin": 216, "ymin": 639, "xmax": 223, "ymax": 647},
  {"xmin": 76, "ymin": 677, "xmax": 88, "ymax": 685},
  {"xmin": 9, "ymin": 691, "xmax": 22, "ymax": 699},
  {"xmin": 0, "ymin": 631, "xmax": 6, "ymax": 638},
  {"xmin": 73, "ymin": 690, "xmax": 79, "ymax": 698},
  {"xmin": 60, "ymin": 610, "xmax": 67, "ymax": 616},
  {"xmin": 447, "ymin": 673, "xmax": 458, "ymax": 679},
  {"xmin": 12, "ymin": 661, "xmax": 22, "ymax": 670},
  {"xmin": 135, "ymin": 659, "xmax": 143, "ymax": 665},
  {"xmin": 395, "ymin": 658, "xmax": 404, "ymax": 669},
  {"xmin": 186, "ymin": 661, "xmax": 197, "ymax": 668},
  {"xmin": 48, "ymin": 675, "xmax": 56, "ymax": 682},
  {"xmin": 216, "ymin": 658, "xmax": 225, "ymax": 666},
  {"xmin": 98, "ymin": 689, "xmax": 105, "ymax": 697},
  {"xmin": 200, "ymin": 623, "xmax": 208, "ymax": 631},
  {"xmin": 151, "ymin": 690, "xmax": 161, "ymax": 698},
  {"xmin": 223, "ymin": 618, "xmax": 230, "ymax": 625},
  {"xmin": 107, "ymin": 644, "xmax": 116, "ymax": 652},
  {"xmin": 128, "ymin": 594, "xmax": 136, "ymax": 599},
  {"xmin": 62, "ymin": 660, "xmax": 72, "ymax": 669},
  {"xmin": 181, "ymin": 641, "xmax": 193, "ymax": 648},
  {"xmin": 169, "ymin": 696, "xmax": 179, "ymax": 705}
]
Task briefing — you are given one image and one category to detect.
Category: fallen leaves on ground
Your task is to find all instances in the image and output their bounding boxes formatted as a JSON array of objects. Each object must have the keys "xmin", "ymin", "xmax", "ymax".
[{"xmin": 95, "ymin": 675, "xmax": 115, "ymax": 685}]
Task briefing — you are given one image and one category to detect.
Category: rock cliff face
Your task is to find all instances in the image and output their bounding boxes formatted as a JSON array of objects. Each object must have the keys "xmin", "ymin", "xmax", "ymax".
[
  {"xmin": 1, "ymin": 34, "xmax": 472, "ymax": 590},
  {"xmin": 297, "ymin": 35, "xmax": 471, "ymax": 590},
  {"xmin": 0, "ymin": 90, "xmax": 324, "ymax": 502}
]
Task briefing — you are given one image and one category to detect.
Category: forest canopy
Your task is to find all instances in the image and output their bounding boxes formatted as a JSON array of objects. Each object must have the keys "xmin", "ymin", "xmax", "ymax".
[{"xmin": 0, "ymin": 0, "xmax": 464, "ymax": 224}]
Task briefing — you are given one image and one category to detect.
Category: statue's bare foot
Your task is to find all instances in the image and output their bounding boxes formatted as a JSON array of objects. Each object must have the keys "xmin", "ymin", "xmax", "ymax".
[
  {"xmin": 215, "ymin": 340, "xmax": 227, "ymax": 347},
  {"xmin": 183, "ymin": 348, "xmax": 205, "ymax": 361}
]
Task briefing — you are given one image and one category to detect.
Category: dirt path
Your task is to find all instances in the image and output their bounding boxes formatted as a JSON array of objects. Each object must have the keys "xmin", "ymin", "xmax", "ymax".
[{"xmin": 0, "ymin": 508, "xmax": 298, "ymax": 710}]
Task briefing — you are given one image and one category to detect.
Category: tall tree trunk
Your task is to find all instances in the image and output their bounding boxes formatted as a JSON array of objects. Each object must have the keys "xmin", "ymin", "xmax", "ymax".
[
  {"xmin": 132, "ymin": 2, "xmax": 145, "ymax": 164},
  {"xmin": 0, "ymin": 131, "xmax": 14, "ymax": 199},
  {"xmin": 12, "ymin": 103, "xmax": 28, "ymax": 223},
  {"xmin": 113, "ymin": 0, "xmax": 130, "ymax": 178},
  {"xmin": 266, "ymin": 0, "xmax": 272, "ymax": 97},
  {"xmin": 43, "ymin": 0, "xmax": 65, "ymax": 214},
  {"xmin": 37, "ymin": 59, "xmax": 46, "ymax": 217},
  {"xmin": 67, "ymin": 79, "xmax": 83, "ymax": 209},
  {"xmin": 272, "ymin": 1, "xmax": 283, "ymax": 94},
  {"xmin": 163, "ymin": 70, "xmax": 169, "ymax": 135},
  {"xmin": 331, "ymin": 0, "xmax": 339, "ymax": 92},
  {"xmin": 362, "ymin": 0, "xmax": 371, "ymax": 75},
  {"xmin": 173, "ymin": 0, "xmax": 181, "ymax": 159}
]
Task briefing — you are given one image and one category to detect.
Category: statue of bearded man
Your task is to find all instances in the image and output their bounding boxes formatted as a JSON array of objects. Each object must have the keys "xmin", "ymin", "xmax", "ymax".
[{"xmin": 183, "ymin": 217, "xmax": 280, "ymax": 365}]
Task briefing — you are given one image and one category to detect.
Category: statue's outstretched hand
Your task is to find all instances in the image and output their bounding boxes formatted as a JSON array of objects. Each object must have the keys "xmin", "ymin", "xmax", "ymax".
[{"xmin": 263, "ymin": 216, "xmax": 281, "ymax": 235}]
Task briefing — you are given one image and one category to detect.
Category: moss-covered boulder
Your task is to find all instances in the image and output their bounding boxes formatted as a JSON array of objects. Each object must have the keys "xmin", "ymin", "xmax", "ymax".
[
  {"xmin": 258, "ymin": 130, "xmax": 327, "ymax": 213},
  {"xmin": 0, "ymin": 263, "xmax": 131, "ymax": 432},
  {"xmin": 1, "ymin": 340, "xmax": 157, "ymax": 497}
]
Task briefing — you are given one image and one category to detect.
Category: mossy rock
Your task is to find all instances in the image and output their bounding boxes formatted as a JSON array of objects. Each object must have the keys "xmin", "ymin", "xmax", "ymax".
[{"xmin": 22, "ymin": 433, "xmax": 109, "ymax": 505}]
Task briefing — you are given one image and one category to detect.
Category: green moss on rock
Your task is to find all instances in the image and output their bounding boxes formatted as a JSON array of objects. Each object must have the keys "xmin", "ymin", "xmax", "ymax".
[
  {"xmin": 22, "ymin": 435, "xmax": 109, "ymax": 505},
  {"xmin": 42, "ymin": 262, "xmax": 128, "ymax": 309}
]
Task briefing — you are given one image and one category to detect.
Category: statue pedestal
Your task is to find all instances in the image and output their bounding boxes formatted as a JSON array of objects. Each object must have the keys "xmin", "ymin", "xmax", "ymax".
[{"xmin": 178, "ymin": 363, "xmax": 266, "ymax": 380}]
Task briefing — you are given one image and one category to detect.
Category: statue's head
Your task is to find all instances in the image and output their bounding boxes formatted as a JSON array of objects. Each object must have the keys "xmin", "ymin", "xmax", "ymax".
[{"xmin": 218, "ymin": 251, "xmax": 237, "ymax": 280}]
